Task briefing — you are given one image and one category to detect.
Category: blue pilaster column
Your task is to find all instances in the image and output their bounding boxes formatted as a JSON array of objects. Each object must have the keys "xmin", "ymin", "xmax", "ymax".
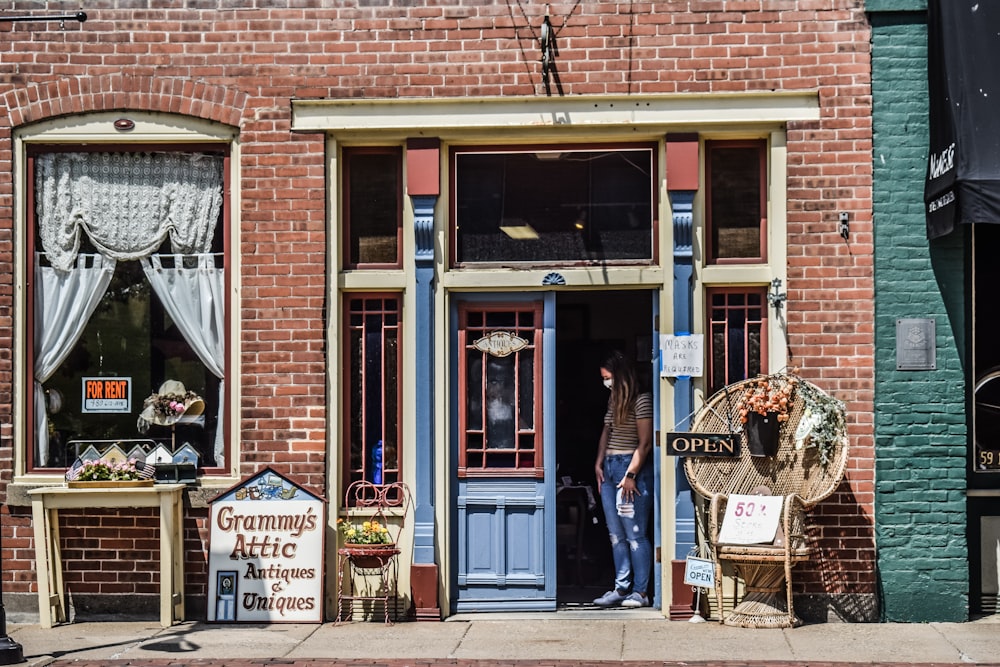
[
  {"xmin": 670, "ymin": 191, "xmax": 696, "ymax": 559},
  {"xmin": 411, "ymin": 194, "xmax": 437, "ymax": 565}
]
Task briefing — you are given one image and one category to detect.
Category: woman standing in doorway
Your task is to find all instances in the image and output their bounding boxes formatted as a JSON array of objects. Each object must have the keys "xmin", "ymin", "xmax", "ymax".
[{"xmin": 592, "ymin": 350, "xmax": 654, "ymax": 608}]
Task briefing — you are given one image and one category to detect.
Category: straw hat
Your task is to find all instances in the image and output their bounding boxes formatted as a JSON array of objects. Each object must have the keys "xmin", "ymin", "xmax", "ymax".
[{"xmin": 138, "ymin": 380, "xmax": 205, "ymax": 428}]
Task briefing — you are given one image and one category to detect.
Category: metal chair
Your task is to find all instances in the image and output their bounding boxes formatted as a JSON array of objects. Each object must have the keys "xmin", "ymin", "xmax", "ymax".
[{"xmin": 336, "ymin": 480, "xmax": 410, "ymax": 624}]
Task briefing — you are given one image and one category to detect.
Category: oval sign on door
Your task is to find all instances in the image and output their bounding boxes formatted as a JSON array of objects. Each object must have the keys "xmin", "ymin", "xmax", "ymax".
[{"xmin": 472, "ymin": 331, "xmax": 528, "ymax": 358}]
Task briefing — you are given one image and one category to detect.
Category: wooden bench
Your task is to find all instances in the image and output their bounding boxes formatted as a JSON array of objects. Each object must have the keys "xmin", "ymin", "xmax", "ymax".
[{"xmin": 683, "ymin": 374, "xmax": 849, "ymax": 628}]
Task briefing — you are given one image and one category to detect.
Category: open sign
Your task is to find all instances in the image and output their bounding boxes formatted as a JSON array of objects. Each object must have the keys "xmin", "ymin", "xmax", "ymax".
[
  {"xmin": 683, "ymin": 556, "xmax": 715, "ymax": 588},
  {"xmin": 81, "ymin": 377, "xmax": 132, "ymax": 413}
]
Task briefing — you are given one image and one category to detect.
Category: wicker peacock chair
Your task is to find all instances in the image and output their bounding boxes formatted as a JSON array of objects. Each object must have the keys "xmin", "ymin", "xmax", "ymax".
[{"xmin": 683, "ymin": 374, "xmax": 850, "ymax": 628}]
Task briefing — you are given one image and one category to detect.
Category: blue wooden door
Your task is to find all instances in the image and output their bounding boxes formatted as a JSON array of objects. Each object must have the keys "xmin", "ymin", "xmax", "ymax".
[{"xmin": 452, "ymin": 295, "xmax": 556, "ymax": 612}]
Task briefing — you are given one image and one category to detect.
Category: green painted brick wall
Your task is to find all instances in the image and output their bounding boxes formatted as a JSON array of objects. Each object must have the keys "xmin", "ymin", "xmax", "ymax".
[{"xmin": 870, "ymin": 10, "xmax": 969, "ymax": 621}]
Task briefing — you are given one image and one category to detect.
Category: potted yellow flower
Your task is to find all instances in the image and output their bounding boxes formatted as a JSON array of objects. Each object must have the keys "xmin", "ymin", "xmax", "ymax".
[
  {"xmin": 337, "ymin": 517, "xmax": 396, "ymax": 568},
  {"xmin": 337, "ymin": 517, "xmax": 392, "ymax": 545}
]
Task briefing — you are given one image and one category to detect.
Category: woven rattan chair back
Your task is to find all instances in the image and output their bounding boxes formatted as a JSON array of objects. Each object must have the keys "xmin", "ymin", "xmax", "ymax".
[{"xmin": 684, "ymin": 377, "xmax": 848, "ymax": 508}]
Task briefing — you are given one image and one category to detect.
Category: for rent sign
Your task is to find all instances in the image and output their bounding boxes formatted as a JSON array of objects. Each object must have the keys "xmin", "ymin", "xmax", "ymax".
[
  {"xmin": 208, "ymin": 468, "xmax": 326, "ymax": 623},
  {"xmin": 81, "ymin": 377, "xmax": 131, "ymax": 413}
]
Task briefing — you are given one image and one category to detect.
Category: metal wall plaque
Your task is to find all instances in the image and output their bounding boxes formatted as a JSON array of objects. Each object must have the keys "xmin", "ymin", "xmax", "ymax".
[{"xmin": 896, "ymin": 318, "xmax": 936, "ymax": 370}]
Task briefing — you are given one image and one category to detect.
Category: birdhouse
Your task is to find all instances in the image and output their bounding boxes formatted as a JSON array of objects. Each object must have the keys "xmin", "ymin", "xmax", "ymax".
[
  {"xmin": 146, "ymin": 444, "xmax": 173, "ymax": 465},
  {"xmin": 172, "ymin": 444, "xmax": 200, "ymax": 466}
]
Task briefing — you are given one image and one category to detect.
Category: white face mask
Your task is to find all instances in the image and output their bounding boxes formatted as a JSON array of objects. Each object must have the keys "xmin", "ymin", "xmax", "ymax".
[{"xmin": 603, "ymin": 378, "xmax": 613, "ymax": 390}]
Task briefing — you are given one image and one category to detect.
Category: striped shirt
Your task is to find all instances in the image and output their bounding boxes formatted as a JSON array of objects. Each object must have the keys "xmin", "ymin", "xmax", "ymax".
[{"xmin": 604, "ymin": 392, "xmax": 653, "ymax": 454}]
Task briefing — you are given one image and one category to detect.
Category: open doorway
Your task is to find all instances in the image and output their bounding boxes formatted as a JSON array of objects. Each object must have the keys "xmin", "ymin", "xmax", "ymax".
[
  {"xmin": 554, "ymin": 290, "xmax": 655, "ymax": 606},
  {"xmin": 972, "ymin": 223, "xmax": 1000, "ymax": 615}
]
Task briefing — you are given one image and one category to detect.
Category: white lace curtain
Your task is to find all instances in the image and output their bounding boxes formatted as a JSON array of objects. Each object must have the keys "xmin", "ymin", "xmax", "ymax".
[
  {"xmin": 35, "ymin": 152, "xmax": 223, "ymax": 272},
  {"xmin": 34, "ymin": 254, "xmax": 116, "ymax": 466},
  {"xmin": 141, "ymin": 253, "xmax": 226, "ymax": 465}
]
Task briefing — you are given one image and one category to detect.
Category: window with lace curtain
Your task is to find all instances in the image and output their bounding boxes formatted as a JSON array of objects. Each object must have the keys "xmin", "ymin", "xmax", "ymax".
[{"xmin": 27, "ymin": 148, "xmax": 229, "ymax": 474}]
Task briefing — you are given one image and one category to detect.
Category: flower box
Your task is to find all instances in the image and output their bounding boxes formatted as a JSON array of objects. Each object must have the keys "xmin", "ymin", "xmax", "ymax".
[{"xmin": 67, "ymin": 479, "xmax": 155, "ymax": 489}]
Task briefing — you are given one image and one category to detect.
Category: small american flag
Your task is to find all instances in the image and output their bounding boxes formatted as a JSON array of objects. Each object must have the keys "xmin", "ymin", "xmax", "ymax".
[{"xmin": 64, "ymin": 458, "xmax": 84, "ymax": 481}]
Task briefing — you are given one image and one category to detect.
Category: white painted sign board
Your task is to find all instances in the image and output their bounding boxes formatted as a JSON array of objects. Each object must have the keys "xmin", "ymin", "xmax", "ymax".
[
  {"xmin": 208, "ymin": 467, "xmax": 326, "ymax": 623},
  {"xmin": 716, "ymin": 494, "xmax": 784, "ymax": 545}
]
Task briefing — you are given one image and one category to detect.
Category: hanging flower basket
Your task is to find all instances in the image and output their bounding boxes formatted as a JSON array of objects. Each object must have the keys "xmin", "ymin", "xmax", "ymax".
[{"xmin": 745, "ymin": 411, "xmax": 781, "ymax": 457}]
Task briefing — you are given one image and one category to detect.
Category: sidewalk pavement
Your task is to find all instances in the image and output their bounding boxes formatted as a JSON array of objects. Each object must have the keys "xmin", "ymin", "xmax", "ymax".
[{"xmin": 9, "ymin": 610, "xmax": 1000, "ymax": 667}]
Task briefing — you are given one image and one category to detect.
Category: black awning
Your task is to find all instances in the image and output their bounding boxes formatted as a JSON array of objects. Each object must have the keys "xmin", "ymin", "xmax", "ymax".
[{"xmin": 925, "ymin": 1, "xmax": 1000, "ymax": 239}]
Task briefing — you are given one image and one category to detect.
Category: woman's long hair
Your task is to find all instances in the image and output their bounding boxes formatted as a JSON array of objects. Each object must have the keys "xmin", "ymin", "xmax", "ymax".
[{"xmin": 602, "ymin": 351, "xmax": 638, "ymax": 427}]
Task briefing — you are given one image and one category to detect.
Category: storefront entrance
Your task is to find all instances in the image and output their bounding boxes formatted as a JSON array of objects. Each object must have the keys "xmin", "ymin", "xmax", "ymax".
[
  {"xmin": 450, "ymin": 290, "xmax": 656, "ymax": 613},
  {"xmin": 971, "ymin": 224, "xmax": 1000, "ymax": 615}
]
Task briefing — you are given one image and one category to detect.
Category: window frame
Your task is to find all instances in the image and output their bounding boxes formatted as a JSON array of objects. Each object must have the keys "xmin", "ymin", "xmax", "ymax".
[
  {"xmin": 341, "ymin": 292, "xmax": 403, "ymax": 497},
  {"xmin": 705, "ymin": 285, "xmax": 769, "ymax": 396},
  {"xmin": 23, "ymin": 142, "xmax": 232, "ymax": 476},
  {"xmin": 705, "ymin": 139, "xmax": 768, "ymax": 265},
  {"xmin": 448, "ymin": 142, "xmax": 660, "ymax": 269},
  {"xmin": 342, "ymin": 146, "xmax": 404, "ymax": 271}
]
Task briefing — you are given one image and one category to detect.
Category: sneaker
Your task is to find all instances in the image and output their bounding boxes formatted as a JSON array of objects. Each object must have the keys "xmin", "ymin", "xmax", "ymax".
[
  {"xmin": 592, "ymin": 589, "xmax": 627, "ymax": 607},
  {"xmin": 621, "ymin": 592, "xmax": 649, "ymax": 608}
]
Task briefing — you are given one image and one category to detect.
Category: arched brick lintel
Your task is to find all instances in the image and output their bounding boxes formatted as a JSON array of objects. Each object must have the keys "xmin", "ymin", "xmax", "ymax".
[{"xmin": 2, "ymin": 75, "xmax": 247, "ymax": 129}]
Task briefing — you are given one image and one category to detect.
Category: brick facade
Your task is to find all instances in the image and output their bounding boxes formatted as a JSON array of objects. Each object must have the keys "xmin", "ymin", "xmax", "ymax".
[
  {"xmin": 0, "ymin": 1, "xmax": 876, "ymax": 621},
  {"xmin": 870, "ymin": 4, "xmax": 969, "ymax": 622}
]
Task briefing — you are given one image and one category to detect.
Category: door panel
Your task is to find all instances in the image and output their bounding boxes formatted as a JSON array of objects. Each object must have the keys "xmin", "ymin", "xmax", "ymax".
[{"xmin": 453, "ymin": 298, "xmax": 554, "ymax": 612}]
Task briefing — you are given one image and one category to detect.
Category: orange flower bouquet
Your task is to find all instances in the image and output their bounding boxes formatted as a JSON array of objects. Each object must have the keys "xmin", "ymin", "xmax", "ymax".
[{"xmin": 738, "ymin": 374, "xmax": 797, "ymax": 424}]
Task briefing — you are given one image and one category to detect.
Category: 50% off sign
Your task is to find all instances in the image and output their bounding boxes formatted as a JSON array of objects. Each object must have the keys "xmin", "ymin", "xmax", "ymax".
[{"xmin": 716, "ymin": 494, "xmax": 784, "ymax": 545}]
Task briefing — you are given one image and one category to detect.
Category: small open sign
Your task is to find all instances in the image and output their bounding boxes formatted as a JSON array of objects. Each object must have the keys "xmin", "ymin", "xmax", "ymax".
[{"xmin": 683, "ymin": 556, "xmax": 715, "ymax": 588}]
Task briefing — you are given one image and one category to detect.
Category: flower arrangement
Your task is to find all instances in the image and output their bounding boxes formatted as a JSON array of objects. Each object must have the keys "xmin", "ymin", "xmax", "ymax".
[
  {"xmin": 142, "ymin": 389, "xmax": 202, "ymax": 423},
  {"xmin": 73, "ymin": 458, "xmax": 145, "ymax": 482},
  {"xmin": 794, "ymin": 380, "xmax": 847, "ymax": 466},
  {"xmin": 337, "ymin": 517, "xmax": 392, "ymax": 545},
  {"xmin": 738, "ymin": 373, "xmax": 798, "ymax": 424}
]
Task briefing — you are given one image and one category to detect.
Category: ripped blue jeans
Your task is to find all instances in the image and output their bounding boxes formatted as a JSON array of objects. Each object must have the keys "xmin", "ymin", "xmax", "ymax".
[{"xmin": 599, "ymin": 453, "xmax": 653, "ymax": 596}]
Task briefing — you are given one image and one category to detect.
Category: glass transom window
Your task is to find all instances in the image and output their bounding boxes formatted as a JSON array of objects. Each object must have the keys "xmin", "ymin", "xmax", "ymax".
[{"xmin": 453, "ymin": 146, "xmax": 656, "ymax": 265}]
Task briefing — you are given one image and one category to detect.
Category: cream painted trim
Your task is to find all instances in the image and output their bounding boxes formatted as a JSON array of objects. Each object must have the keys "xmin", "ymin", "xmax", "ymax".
[
  {"xmin": 11, "ymin": 112, "xmax": 241, "ymax": 483},
  {"xmin": 338, "ymin": 271, "xmax": 408, "ymax": 291},
  {"xmin": 656, "ymin": 140, "xmax": 678, "ymax": 610},
  {"xmin": 441, "ymin": 266, "xmax": 664, "ymax": 291},
  {"xmin": 20, "ymin": 111, "xmax": 237, "ymax": 143},
  {"xmin": 767, "ymin": 130, "xmax": 789, "ymax": 373},
  {"xmin": 700, "ymin": 265, "xmax": 775, "ymax": 285},
  {"xmin": 291, "ymin": 92, "xmax": 820, "ymax": 134},
  {"xmin": 690, "ymin": 131, "xmax": 789, "ymax": 400}
]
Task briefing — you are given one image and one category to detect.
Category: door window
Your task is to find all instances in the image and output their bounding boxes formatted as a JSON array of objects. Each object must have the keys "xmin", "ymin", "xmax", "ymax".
[{"xmin": 458, "ymin": 303, "xmax": 543, "ymax": 477}]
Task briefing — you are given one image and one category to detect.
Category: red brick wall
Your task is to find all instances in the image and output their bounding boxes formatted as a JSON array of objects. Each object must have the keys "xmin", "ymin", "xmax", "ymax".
[{"xmin": 0, "ymin": 1, "xmax": 873, "ymax": 615}]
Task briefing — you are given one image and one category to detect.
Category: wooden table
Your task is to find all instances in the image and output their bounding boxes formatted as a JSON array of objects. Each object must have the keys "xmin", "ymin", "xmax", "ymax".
[{"xmin": 28, "ymin": 484, "xmax": 186, "ymax": 628}]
